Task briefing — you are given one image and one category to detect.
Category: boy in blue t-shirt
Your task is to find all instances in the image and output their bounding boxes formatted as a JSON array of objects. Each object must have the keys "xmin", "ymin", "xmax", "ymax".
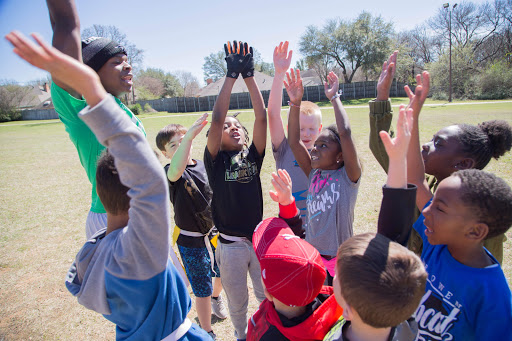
[
  {"xmin": 405, "ymin": 79, "xmax": 512, "ymax": 340},
  {"xmin": 6, "ymin": 31, "xmax": 210, "ymax": 340}
]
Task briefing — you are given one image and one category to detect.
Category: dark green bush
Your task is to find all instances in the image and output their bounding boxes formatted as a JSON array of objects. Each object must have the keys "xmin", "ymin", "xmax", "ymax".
[
  {"xmin": 0, "ymin": 109, "xmax": 22, "ymax": 122},
  {"xmin": 129, "ymin": 103, "xmax": 143, "ymax": 115}
]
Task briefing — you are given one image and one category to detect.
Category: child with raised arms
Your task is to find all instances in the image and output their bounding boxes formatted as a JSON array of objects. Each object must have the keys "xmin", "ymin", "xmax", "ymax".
[
  {"xmin": 204, "ymin": 40, "xmax": 267, "ymax": 340},
  {"xmin": 404, "ymin": 81, "xmax": 512, "ymax": 340},
  {"xmin": 325, "ymin": 105, "xmax": 427, "ymax": 341},
  {"xmin": 369, "ymin": 52, "xmax": 512, "ymax": 262},
  {"xmin": 46, "ymin": 0, "xmax": 146, "ymax": 239},
  {"xmin": 156, "ymin": 116, "xmax": 228, "ymax": 339},
  {"xmin": 268, "ymin": 42, "xmax": 323, "ymax": 222},
  {"xmin": 286, "ymin": 69, "xmax": 361, "ymax": 285},
  {"xmin": 5, "ymin": 31, "xmax": 210, "ymax": 340}
]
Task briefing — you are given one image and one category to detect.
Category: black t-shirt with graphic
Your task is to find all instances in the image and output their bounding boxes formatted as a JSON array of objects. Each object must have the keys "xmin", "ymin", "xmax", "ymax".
[
  {"xmin": 166, "ymin": 160, "xmax": 214, "ymax": 248},
  {"xmin": 204, "ymin": 143, "xmax": 264, "ymax": 242}
]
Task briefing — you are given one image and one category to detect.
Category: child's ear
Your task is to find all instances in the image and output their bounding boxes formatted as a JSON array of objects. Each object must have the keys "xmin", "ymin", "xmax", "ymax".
[
  {"xmin": 341, "ymin": 301, "xmax": 355, "ymax": 321},
  {"xmin": 455, "ymin": 158, "xmax": 475, "ymax": 170},
  {"xmin": 466, "ymin": 222, "xmax": 489, "ymax": 242},
  {"xmin": 336, "ymin": 151, "xmax": 343, "ymax": 165}
]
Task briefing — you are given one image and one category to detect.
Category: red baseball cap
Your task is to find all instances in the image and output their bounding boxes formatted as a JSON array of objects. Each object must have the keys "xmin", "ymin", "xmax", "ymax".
[{"xmin": 253, "ymin": 217, "xmax": 326, "ymax": 307}]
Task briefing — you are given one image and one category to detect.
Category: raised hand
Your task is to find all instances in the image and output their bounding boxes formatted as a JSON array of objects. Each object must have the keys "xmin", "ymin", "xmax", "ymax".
[
  {"xmin": 185, "ymin": 113, "xmax": 209, "ymax": 140},
  {"xmin": 224, "ymin": 40, "xmax": 252, "ymax": 79},
  {"xmin": 376, "ymin": 51, "xmax": 398, "ymax": 101},
  {"xmin": 379, "ymin": 105, "xmax": 413, "ymax": 161},
  {"xmin": 273, "ymin": 41, "xmax": 292, "ymax": 75},
  {"xmin": 324, "ymin": 71, "xmax": 340, "ymax": 101},
  {"xmin": 283, "ymin": 68, "xmax": 304, "ymax": 106},
  {"xmin": 269, "ymin": 169, "xmax": 294, "ymax": 206},
  {"xmin": 241, "ymin": 42, "xmax": 255, "ymax": 78},
  {"xmin": 405, "ymin": 71, "xmax": 430, "ymax": 119},
  {"xmin": 5, "ymin": 31, "xmax": 105, "ymax": 106}
]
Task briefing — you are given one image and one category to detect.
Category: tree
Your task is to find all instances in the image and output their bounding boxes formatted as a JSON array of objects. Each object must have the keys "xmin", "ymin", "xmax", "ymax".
[
  {"xmin": 202, "ymin": 48, "xmax": 274, "ymax": 82},
  {"xmin": 81, "ymin": 24, "xmax": 144, "ymax": 70},
  {"xmin": 428, "ymin": 45, "xmax": 478, "ymax": 99},
  {"xmin": 429, "ymin": 1, "xmax": 506, "ymax": 65},
  {"xmin": 134, "ymin": 68, "xmax": 183, "ymax": 99},
  {"xmin": 174, "ymin": 70, "xmax": 201, "ymax": 97},
  {"xmin": 306, "ymin": 54, "xmax": 336, "ymax": 84},
  {"xmin": 295, "ymin": 59, "xmax": 307, "ymax": 71},
  {"xmin": 0, "ymin": 81, "xmax": 35, "ymax": 122},
  {"xmin": 135, "ymin": 76, "xmax": 165, "ymax": 100},
  {"xmin": 202, "ymin": 51, "xmax": 227, "ymax": 82},
  {"xmin": 299, "ymin": 12, "xmax": 393, "ymax": 83}
]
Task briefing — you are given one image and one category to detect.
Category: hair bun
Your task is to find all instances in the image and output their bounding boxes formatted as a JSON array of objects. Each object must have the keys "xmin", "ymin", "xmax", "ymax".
[{"xmin": 478, "ymin": 120, "xmax": 512, "ymax": 159}]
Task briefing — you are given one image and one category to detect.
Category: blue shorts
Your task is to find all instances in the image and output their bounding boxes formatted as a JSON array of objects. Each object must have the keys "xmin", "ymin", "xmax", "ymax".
[{"xmin": 178, "ymin": 244, "xmax": 220, "ymax": 297}]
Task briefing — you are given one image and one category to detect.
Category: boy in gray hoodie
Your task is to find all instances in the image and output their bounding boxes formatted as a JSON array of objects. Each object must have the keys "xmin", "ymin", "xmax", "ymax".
[{"xmin": 6, "ymin": 31, "xmax": 210, "ymax": 341}]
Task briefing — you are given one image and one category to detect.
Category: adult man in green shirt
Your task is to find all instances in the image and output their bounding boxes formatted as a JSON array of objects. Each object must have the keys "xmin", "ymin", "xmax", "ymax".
[{"xmin": 47, "ymin": 0, "xmax": 146, "ymax": 238}]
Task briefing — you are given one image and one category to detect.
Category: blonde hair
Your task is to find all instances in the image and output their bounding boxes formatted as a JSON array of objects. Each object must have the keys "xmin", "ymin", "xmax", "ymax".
[{"xmin": 287, "ymin": 100, "xmax": 322, "ymax": 126}]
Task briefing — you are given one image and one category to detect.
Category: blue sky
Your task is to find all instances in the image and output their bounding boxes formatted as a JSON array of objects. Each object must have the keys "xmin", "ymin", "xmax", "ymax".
[{"xmin": 0, "ymin": 0, "xmax": 488, "ymax": 86}]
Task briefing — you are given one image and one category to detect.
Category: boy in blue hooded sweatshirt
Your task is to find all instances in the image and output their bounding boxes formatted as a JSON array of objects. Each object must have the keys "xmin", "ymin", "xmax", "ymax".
[{"xmin": 6, "ymin": 31, "xmax": 210, "ymax": 340}]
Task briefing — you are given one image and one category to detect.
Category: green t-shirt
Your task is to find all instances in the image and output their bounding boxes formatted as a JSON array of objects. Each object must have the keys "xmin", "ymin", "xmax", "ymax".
[{"xmin": 51, "ymin": 82, "xmax": 146, "ymax": 213}]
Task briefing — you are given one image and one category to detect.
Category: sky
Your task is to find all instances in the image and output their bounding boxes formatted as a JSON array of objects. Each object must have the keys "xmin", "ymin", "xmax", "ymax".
[{"xmin": 0, "ymin": 0, "xmax": 490, "ymax": 86}]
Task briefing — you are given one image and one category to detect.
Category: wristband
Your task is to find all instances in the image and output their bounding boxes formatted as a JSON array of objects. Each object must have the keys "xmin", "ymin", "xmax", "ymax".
[
  {"xmin": 330, "ymin": 90, "xmax": 343, "ymax": 102},
  {"xmin": 279, "ymin": 198, "xmax": 298, "ymax": 219},
  {"xmin": 288, "ymin": 101, "xmax": 300, "ymax": 108}
]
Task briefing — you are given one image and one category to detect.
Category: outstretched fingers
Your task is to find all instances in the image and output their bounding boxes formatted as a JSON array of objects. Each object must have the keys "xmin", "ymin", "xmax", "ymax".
[{"xmin": 6, "ymin": 31, "xmax": 53, "ymax": 70}]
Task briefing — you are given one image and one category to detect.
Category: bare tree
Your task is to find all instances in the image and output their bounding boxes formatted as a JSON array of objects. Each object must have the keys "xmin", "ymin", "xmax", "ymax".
[
  {"xmin": 174, "ymin": 70, "xmax": 201, "ymax": 97},
  {"xmin": 306, "ymin": 54, "xmax": 336, "ymax": 84},
  {"xmin": 0, "ymin": 81, "xmax": 35, "ymax": 122}
]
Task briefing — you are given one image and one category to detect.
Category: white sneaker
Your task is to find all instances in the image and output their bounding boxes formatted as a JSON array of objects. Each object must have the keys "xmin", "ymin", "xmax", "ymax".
[{"xmin": 211, "ymin": 294, "xmax": 228, "ymax": 319}]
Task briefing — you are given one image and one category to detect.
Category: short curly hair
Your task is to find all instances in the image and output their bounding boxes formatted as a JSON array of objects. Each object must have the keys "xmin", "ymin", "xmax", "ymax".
[
  {"xmin": 457, "ymin": 120, "xmax": 512, "ymax": 170},
  {"xmin": 454, "ymin": 169, "xmax": 512, "ymax": 239}
]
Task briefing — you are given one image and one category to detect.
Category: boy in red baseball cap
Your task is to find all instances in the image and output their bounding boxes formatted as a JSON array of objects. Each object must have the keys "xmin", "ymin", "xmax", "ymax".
[{"xmin": 247, "ymin": 169, "xmax": 342, "ymax": 341}]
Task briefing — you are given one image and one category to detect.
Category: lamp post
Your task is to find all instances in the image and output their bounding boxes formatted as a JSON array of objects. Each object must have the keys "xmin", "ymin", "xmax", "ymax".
[{"xmin": 443, "ymin": 3, "xmax": 457, "ymax": 102}]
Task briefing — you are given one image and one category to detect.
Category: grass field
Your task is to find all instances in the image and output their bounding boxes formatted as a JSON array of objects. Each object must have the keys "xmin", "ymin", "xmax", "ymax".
[{"xmin": 0, "ymin": 98, "xmax": 511, "ymax": 340}]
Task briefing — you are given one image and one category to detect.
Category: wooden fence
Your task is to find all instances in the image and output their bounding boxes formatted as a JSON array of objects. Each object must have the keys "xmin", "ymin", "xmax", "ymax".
[
  {"xmin": 137, "ymin": 80, "xmax": 409, "ymax": 113},
  {"xmin": 21, "ymin": 108, "xmax": 58, "ymax": 120}
]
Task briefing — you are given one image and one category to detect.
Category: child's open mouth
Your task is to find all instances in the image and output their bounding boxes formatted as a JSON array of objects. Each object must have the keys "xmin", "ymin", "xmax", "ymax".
[
  {"xmin": 424, "ymin": 225, "xmax": 434, "ymax": 235},
  {"xmin": 122, "ymin": 75, "xmax": 133, "ymax": 85}
]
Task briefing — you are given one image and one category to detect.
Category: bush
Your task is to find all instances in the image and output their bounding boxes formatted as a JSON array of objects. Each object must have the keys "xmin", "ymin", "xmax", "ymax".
[
  {"xmin": 0, "ymin": 109, "xmax": 22, "ymax": 122},
  {"xmin": 143, "ymin": 103, "xmax": 155, "ymax": 113},
  {"xmin": 129, "ymin": 103, "xmax": 142, "ymax": 115},
  {"xmin": 473, "ymin": 61, "xmax": 512, "ymax": 100}
]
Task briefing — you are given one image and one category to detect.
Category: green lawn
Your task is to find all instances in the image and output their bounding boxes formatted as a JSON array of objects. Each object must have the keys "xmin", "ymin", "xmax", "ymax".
[{"xmin": 1, "ymin": 99, "xmax": 511, "ymax": 340}]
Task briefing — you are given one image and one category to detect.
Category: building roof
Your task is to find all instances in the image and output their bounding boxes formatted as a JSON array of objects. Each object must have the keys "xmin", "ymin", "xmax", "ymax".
[{"xmin": 18, "ymin": 83, "xmax": 52, "ymax": 109}]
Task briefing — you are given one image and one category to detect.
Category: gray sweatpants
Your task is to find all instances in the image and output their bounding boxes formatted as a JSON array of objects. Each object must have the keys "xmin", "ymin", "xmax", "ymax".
[{"xmin": 216, "ymin": 239, "xmax": 265, "ymax": 339}]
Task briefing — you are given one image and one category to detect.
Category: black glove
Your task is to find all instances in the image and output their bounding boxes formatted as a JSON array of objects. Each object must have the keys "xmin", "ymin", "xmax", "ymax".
[
  {"xmin": 240, "ymin": 42, "xmax": 255, "ymax": 79},
  {"xmin": 224, "ymin": 40, "xmax": 251, "ymax": 79}
]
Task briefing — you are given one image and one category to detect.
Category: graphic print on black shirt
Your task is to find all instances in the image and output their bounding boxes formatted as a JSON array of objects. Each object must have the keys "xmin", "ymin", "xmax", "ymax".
[{"xmin": 224, "ymin": 148, "xmax": 258, "ymax": 183}]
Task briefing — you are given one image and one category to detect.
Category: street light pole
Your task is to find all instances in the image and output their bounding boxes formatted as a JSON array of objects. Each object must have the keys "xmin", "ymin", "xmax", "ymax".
[{"xmin": 444, "ymin": 3, "xmax": 457, "ymax": 102}]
